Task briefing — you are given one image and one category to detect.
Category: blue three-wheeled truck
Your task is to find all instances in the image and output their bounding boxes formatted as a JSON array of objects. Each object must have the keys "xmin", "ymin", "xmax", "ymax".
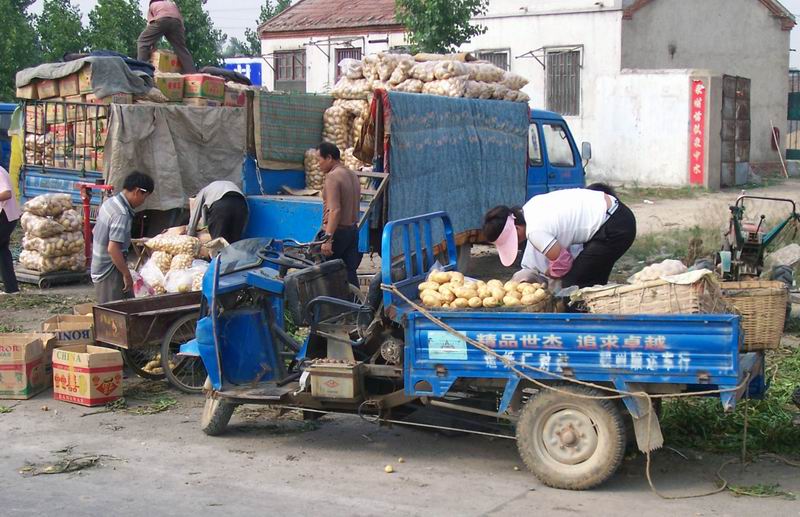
[{"xmin": 182, "ymin": 211, "xmax": 765, "ymax": 490}]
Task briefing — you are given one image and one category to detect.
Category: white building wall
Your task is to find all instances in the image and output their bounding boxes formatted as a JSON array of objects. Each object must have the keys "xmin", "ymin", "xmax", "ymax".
[
  {"xmin": 621, "ymin": 0, "xmax": 791, "ymax": 163},
  {"xmin": 260, "ymin": 32, "xmax": 407, "ymax": 93}
]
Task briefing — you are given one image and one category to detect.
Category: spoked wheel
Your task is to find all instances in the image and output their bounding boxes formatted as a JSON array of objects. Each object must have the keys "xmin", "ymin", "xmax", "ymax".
[
  {"xmin": 516, "ymin": 384, "xmax": 626, "ymax": 490},
  {"xmin": 349, "ymin": 283, "xmax": 366, "ymax": 304},
  {"xmin": 122, "ymin": 345, "xmax": 166, "ymax": 380},
  {"xmin": 161, "ymin": 313, "xmax": 206, "ymax": 394},
  {"xmin": 201, "ymin": 394, "xmax": 236, "ymax": 436}
]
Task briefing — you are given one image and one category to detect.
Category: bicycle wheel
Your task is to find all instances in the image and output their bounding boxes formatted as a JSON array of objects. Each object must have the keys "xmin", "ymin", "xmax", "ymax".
[
  {"xmin": 161, "ymin": 313, "xmax": 206, "ymax": 394},
  {"xmin": 123, "ymin": 344, "xmax": 166, "ymax": 381}
]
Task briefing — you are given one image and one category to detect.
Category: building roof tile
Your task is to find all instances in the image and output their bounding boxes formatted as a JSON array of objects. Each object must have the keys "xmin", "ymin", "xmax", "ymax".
[{"xmin": 259, "ymin": 0, "xmax": 402, "ymax": 36}]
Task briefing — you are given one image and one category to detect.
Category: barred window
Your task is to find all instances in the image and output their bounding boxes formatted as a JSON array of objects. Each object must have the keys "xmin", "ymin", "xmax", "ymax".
[
  {"xmin": 546, "ymin": 49, "xmax": 581, "ymax": 116},
  {"xmin": 335, "ymin": 48, "xmax": 363, "ymax": 81},
  {"xmin": 477, "ymin": 50, "xmax": 510, "ymax": 71}
]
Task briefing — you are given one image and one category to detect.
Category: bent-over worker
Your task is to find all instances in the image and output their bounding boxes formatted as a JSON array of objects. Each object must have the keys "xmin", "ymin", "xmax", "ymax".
[
  {"xmin": 92, "ymin": 172, "xmax": 154, "ymax": 304},
  {"xmin": 0, "ymin": 166, "xmax": 21, "ymax": 295},
  {"xmin": 318, "ymin": 142, "xmax": 362, "ymax": 287},
  {"xmin": 187, "ymin": 181, "xmax": 249, "ymax": 244},
  {"xmin": 483, "ymin": 184, "xmax": 636, "ymax": 289},
  {"xmin": 138, "ymin": 0, "xmax": 196, "ymax": 73}
]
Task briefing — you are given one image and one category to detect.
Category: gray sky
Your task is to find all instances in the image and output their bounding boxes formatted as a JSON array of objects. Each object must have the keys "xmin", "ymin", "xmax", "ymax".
[
  {"xmin": 28, "ymin": 0, "xmax": 800, "ymax": 66},
  {"xmin": 29, "ymin": 0, "xmax": 266, "ymax": 40}
]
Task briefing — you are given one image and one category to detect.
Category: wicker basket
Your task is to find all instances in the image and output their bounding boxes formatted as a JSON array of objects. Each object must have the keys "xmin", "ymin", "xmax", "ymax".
[
  {"xmin": 581, "ymin": 276, "xmax": 728, "ymax": 315},
  {"xmin": 721, "ymin": 281, "xmax": 788, "ymax": 351}
]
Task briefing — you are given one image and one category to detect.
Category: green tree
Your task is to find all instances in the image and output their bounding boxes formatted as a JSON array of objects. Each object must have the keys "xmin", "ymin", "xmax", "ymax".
[
  {"xmin": 222, "ymin": 37, "xmax": 251, "ymax": 59},
  {"xmin": 172, "ymin": 0, "xmax": 225, "ymax": 67},
  {"xmin": 87, "ymin": 0, "xmax": 146, "ymax": 57},
  {"xmin": 395, "ymin": 0, "xmax": 489, "ymax": 53},
  {"xmin": 0, "ymin": 0, "xmax": 41, "ymax": 101},
  {"xmin": 244, "ymin": 0, "xmax": 293, "ymax": 56},
  {"xmin": 37, "ymin": 0, "xmax": 86, "ymax": 62}
]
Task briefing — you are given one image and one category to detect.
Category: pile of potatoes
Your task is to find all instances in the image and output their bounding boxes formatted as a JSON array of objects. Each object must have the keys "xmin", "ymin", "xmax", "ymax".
[
  {"xmin": 330, "ymin": 52, "xmax": 531, "ymax": 104},
  {"xmin": 19, "ymin": 194, "xmax": 86, "ymax": 273},
  {"xmin": 145, "ymin": 234, "xmax": 201, "ymax": 257},
  {"xmin": 419, "ymin": 271, "xmax": 548, "ymax": 309}
]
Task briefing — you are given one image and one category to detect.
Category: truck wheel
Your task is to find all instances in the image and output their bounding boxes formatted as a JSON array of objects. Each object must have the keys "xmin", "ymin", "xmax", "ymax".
[
  {"xmin": 201, "ymin": 395, "xmax": 236, "ymax": 436},
  {"xmin": 516, "ymin": 384, "xmax": 626, "ymax": 490}
]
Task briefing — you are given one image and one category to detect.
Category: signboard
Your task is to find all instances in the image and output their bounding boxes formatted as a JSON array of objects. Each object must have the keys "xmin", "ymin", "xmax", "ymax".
[
  {"xmin": 689, "ymin": 79, "xmax": 706, "ymax": 186},
  {"xmin": 223, "ymin": 60, "xmax": 263, "ymax": 87}
]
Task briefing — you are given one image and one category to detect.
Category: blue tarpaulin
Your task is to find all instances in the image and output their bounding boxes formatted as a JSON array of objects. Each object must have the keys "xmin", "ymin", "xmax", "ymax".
[{"xmin": 387, "ymin": 92, "xmax": 528, "ymax": 241}]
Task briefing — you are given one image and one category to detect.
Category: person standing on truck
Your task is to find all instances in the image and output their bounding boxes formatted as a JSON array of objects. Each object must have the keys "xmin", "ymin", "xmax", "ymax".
[
  {"xmin": 483, "ymin": 184, "xmax": 636, "ymax": 289},
  {"xmin": 137, "ymin": 0, "xmax": 196, "ymax": 74},
  {"xmin": 186, "ymin": 181, "xmax": 249, "ymax": 244},
  {"xmin": 92, "ymin": 172, "xmax": 154, "ymax": 304},
  {"xmin": 0, "ymin": 165, "xmax": 20, "ymax": 295},
  {"xmin": 317, "ymin": 142, "xmax": 362, "ymax": 287}
]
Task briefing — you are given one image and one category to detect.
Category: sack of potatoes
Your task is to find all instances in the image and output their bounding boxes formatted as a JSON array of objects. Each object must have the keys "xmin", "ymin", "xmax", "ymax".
[
  {"xmin": 23, "ymin": 193, "xmax": 74, "ymax": 217},
  {"xmin": 418, "ymin": 270, "xmax": 549, "ymax": 310},
  {"xmin": 304, "ymin": 148, "xmax": 324, "ymax": 190},
  {"xmin": 22, "ymin": 231, "xmax": 84, "ymax": 258},
  {"xmin": 145, "ymin": 234, "xmax": 201, "ymax": 257}
]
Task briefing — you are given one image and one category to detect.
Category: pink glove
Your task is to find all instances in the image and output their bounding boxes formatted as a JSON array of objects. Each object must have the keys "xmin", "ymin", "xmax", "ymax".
[{"xmin": 548, "ymin": 248, "xmax": 574, "ymax": 278}]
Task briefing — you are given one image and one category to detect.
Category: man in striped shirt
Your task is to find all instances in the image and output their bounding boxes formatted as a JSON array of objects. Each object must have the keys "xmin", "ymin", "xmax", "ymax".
[{"xmin": 92, "ymin": 172, "xmax": 154, "ymax": 304}]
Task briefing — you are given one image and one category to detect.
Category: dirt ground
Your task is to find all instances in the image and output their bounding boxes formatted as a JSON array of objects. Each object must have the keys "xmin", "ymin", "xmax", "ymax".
[{"xmin": 3, "ymin": 182, "xmax": 800, "ymax": 515}]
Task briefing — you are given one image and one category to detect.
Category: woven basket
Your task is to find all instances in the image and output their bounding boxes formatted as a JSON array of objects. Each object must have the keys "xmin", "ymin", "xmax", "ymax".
[
  {"xmin": 721, "ymin": 281, "xmax": 788, "ymax": 351},
  {"xmin": 581, "ymin": 276, "xmax": 728, "ymax": 315}
]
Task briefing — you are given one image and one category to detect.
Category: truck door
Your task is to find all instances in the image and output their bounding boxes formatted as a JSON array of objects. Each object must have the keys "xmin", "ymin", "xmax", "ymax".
[
  {"xmin": 526, "ymin": 122, "xmax": 548, "ymax": 199},
  {"xmin": 540, "ymin": 122, "xmax": 585, "ymax": 192}
]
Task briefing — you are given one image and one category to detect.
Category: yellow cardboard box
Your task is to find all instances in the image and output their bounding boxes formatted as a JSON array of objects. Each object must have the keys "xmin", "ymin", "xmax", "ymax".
[
  {"xmin": 78, "ymin": 64, "xmax": 93, "ymax": 94},
  {"xmin": 36, "ymin": 79, "xmax": 60, "ymax": 99},
  {"xmin": 154, "ymin": 73, "xmax": 185, "ymax": 102},
  {"xmin": 59, "ymin": 74, "xmax": 80, "ymax": 98},
  {"xmin": 0, "ymin": 335, "xmax": 48, "ymax": 399},
  {"xmin": 85, "ymin": 92, "xmax": 133, "ymax": 105},
  {"xmin": 151, "ymin": 49, "xmax": 181, "ymax": 74},
  {"xmin": 16, "ymin": 84, "xmax": 38, "ymax": 100},
  {"xmin": 52, "ymin": 345, "xmax": 123, "ymax": 407},
  {"xmin": 41, "ymin": 315, "xmax": 94, "ymax": 348}
]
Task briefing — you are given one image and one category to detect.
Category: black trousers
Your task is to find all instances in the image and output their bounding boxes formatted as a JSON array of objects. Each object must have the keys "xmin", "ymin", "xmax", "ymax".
[
  {"xmin": 0, "ymin": 211, "xmax": 19, "ymax": 294},
  {"xmin": 561, "ymin": 203, "xmax": 637, "ymax": 289},
  {"xmin": 330, "ymin": 226, "xmax": 362, "ymax": 287},
  {"xmin": 207, "ymin": 193, "xmax": 248, "ymax": 244}
]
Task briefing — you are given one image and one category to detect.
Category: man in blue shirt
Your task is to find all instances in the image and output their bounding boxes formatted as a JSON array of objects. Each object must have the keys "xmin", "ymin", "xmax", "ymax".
[{"xmin": 92, "ymin": 172, "xmax": 154, "ymax": 304}]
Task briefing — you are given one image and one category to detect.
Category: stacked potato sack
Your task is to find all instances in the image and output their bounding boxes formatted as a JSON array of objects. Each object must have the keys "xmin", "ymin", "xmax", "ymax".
[
  {"xmin": 142, "ymin": 235, "xmax": 202, "ymax": 294},
  {"xmin": 419, "ymin": 271, "xmax": 548, "ymax": 309},
  {"xmin": 332, "ymin": 52, "xmax": 531, "ymax": 103},
  {"xmin": 19, "ymin": 194, "xmax": 85, "ymax": 273},
  {"xmin": 304, "ymin": 148, "xmax": 324, "ymax": 190}
]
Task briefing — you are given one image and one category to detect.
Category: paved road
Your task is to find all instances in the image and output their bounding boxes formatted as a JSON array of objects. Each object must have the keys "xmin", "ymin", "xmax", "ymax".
[{"xmin": 2, "ymin": 384, "xmax": 798, "ymax": 516}]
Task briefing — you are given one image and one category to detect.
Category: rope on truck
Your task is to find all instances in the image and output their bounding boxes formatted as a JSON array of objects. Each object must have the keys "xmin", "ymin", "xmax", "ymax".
[{"xmin": 379, "ymin": 284, "xmax": 800, "ymax": 499}]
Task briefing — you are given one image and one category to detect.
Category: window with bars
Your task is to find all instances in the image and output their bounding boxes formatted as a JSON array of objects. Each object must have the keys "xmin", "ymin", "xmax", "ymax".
[
  {"xmin": 274, "ymin": 50, "xmax": 307, "ymax": 92},
  {"xmin": 477, "ymin": 50, "xmax": 510, "ymax": 71},
  {"xmin": 335, "ymin": 48, "xmax": 363, "ymax": 81},
  {"xmin": 546, "ymin": 49, "xmax": 581, "ymax": 116}
]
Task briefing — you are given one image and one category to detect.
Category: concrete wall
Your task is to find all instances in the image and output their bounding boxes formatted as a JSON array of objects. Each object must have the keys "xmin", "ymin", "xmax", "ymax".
[
  {"xmin": 621, "ymin": 0, "xmax": 791, "ymax": 163},
  {"xmin": 260, "ymin": 32, "xmax": 407, "ymax": 93}
]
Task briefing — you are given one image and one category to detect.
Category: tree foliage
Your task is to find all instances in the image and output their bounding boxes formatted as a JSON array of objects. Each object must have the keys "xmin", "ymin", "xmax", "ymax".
[
  {"xmin": 395, "ymin": 0, "xmax": 488, "ymax": 54},
  {"xmin": 172, "ymin": 0, "xmax": 225, "ymax": 67},
  {"xmin": 244, "ymin": 0, "xmax": 293, "ymax": 56},
  {"xmin": 87, "ymin": 0, "xmax": 146, "ymax": 57},
  {"xmin": 37, "ymin": 0, "xmax": 86, "ymax": 62},
  {"xmin": 0, "ymin": 0, "xmax": 41, "ymax": 101}
]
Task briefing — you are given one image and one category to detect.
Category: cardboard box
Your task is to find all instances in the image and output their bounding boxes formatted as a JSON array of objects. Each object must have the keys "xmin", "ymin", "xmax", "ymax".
[
  {"xmin": 85, "ymin": 92, "xmax": 133, "ymax": 105},
  {"xmin": 48, "ymin": 122, "xmax": 74, "ymax": 143},
  {"xmin": 59, "ymin": 74, "xmax": 80, "ymax": 98},
  {"xmin": 0, "ymin": 335, "xmax": 48, "ymax": 399},
  {"xmin": 52, "ymin": 345, "xmax": 123, "ymax": 407},
  {"xmin": 25, "ymin": 105, "xmax": 45, "ymax": 134},
  {"xmin": 5, "ymin": 333, "xmax": 59, "ymax": 386},
  {"xmin": 64, "ymin": 96, "xmax": 87, "ymax": 123},
  {"xmin": 78, "ymin": 64, "xmax": 93, "ymax": 94},
  {"xmin": 224, "ymin": 88, "xmax": 247, "ymax": 107},
  {"xmin": 74, "ymin": 122, "xmax": 94, "ymax": 148},
  {"xmin": 17, "ymin": 84, "xmax": 38, "ymax": 100},
  {"xmin": 95, "ymin": 148, "xmax": 105, "ymax": 172},
  {"xmin": 183, "ymin": 74, "xmax": 225, "ymax": 101},
  {"xmin": 45, "ymin": 100, "xmax": 66, "ymax": 123},
  {"xmin": 152, "ymin": 49, "xmax": 181, "ymax": 74},
  {"xmin": 41, "ymin": 315, "xmax": 94, "ymax": 348},
  {"xmin": 85, "ymin": 105, "xmax": 108, "ymax": 120},
  {"xmin": 154, "ymin": 74, "xmax": 184, "ymax": 102},
  {"xmin": 183, "ymin": 98, "xmax": 221, "ymax": 107},
  {"xmin": 37, "ymin": 79, "xmax": 60, "ymax": 99}
]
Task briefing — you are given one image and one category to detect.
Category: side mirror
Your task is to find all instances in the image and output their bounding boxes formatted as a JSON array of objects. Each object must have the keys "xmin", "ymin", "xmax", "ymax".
[{"xmin": 581, "ymin": 142, "xmax": 592, "ymax": 161}]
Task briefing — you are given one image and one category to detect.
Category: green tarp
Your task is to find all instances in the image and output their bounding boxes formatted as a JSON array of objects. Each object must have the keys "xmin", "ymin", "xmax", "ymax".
[{"xmin": 254, "ymin": 91, "xmax": 333, "ymax": 168}]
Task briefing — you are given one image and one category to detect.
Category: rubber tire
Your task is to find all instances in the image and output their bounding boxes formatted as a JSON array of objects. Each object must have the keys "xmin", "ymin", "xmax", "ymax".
[
  {"xmin": 516, "ymin": 384, "xmax": 626, "ymax": 490},
  {"xmin": 161, "ymin": 313, "xmax": 205, "ymax": 394},
  {"xmin": 201, "ymin": 395, "xmax": 236, "ymax": 436}
]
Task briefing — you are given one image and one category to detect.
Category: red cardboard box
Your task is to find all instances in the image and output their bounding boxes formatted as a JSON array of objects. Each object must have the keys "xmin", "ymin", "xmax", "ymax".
[
  {"xmin": 224, "ymin": 88, "xmax": 247, "ymax": 107},
  {"xmin": 0, "ymin": 334, "xmax": 48, "ymax": 399},
  {"xmin": 52, "ymin": 345, "xmax": 123, "ymax": 407},
  {"xmin": 183, "ymin": 74, "xmax": 225, "ymax": 101}
]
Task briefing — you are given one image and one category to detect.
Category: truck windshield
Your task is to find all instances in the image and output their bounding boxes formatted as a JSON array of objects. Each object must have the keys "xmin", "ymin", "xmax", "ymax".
[
  {"xmin": 543, "ymin": 124, "xmax": 575, "ymax": 167},
  {"xmin": 528, "ymin": 124, "xmax": 543, "ymax": 166}
]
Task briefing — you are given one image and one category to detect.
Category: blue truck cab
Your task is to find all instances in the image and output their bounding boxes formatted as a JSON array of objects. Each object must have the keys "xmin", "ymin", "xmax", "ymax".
[
  {"xmin": 527, "ymin": 109, "xmax": 589, "ymax": 198},
  {"xmin": 0, "ymin": 103, "xmax": 17, "ymax": 171}
]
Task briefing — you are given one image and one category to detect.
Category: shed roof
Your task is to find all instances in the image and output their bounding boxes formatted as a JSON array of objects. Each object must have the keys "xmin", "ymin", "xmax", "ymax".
[
  {"xmin": 623, "ymin": 0, "xmax": 796, "ymax": 30},
  {"xmin": 259, "ymin": 0, "xmax": 403, "ymax": 38}
]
